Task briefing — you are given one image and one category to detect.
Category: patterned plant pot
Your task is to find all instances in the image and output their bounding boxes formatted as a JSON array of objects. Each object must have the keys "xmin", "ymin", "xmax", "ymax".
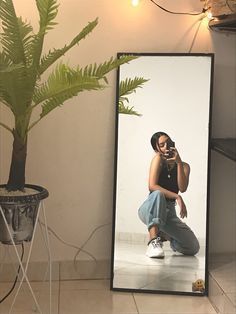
[{"xmin": 0, "ymin": 184, "xmax": 49, "ymax": 245}]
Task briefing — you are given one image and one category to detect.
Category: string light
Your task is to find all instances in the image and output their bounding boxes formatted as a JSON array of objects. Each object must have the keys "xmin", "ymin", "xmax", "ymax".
[
  {"xmin": 150, "ymin": 0, "xmax": 210, "ymax": 16},
  {"xmin": 131, "ymin": 0, "xmax": 140, "ymax": 7},
  {"xmin": 131, "ymin": 0, "xmax": 211, "ymax": 16},
  {"xmin": 206, "ymin": 11, "xmax": 213, "ymax": 19}
]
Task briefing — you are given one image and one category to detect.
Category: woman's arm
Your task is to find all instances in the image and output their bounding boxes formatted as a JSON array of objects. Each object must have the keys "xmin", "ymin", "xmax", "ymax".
[
  {"xmin": 177, "ymin": 161, "xmax": 190, "ymax": 192},
  {"xmin": 167, "ymin": 147, "xmax": 190, "ymax": 193},
  {"xmin": 148, "ymin": 153, "xmax": 179, "ymax": 200}
]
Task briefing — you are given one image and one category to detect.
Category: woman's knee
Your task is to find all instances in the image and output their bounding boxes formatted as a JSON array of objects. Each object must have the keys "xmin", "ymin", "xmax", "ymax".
[
  {"xmin": 183, "ymin": 238, "xmax": 200, "ymax": 256},
  {"xmin": 172, "ymin": 236, "xmax": 200, "ymax": 256}
]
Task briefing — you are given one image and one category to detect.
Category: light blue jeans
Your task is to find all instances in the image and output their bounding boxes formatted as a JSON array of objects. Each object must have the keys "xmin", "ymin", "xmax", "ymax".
[{"xmin": 138, "ymin": 190, "xmax": 199, "ymax": 256}]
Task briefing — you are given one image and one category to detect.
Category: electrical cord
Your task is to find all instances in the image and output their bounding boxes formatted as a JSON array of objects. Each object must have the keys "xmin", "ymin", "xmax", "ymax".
[
  {"xmin": 0, "ymin": 221, "xmax": 110, "ymax": 303},
  {"xmin": 188, "ymin": 17, "xmax": 205, "ymax": 53},
  {"xmin": 39, "ymin": 220, "xmax": 111, "ymax": 267},
  {"xmin": 73, "ymin": 223, "xmax": 111, "ymax": 268},
  {"xmin": 0, "ymin": 243, "xmax": 24, "ymax": 303},
  {"xmin": 226, "ymin": 0, "xmax": 236, "ymax": 13},
  {"xmin": 149, "ymin": 0, "xmax": 209, "ymax": 16}
]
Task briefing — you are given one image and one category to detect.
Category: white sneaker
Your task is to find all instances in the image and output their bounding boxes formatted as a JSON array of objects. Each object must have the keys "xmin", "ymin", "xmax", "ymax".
[{"xmin": 146, "ymin": 237, "xmax": 164, "ymax": 258}]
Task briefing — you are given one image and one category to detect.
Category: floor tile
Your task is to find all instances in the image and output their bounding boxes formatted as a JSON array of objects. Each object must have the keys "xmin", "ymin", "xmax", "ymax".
[
  {"xmin": 227, "ymin": 292, "xmax": 236, "ymax": 307},
  {"xmin": 59, "ymin": 290, "xmax": 138, "ymax": 314},
  {"xmin": 60, "ymin": 279, "xmax": 110, "ymax": 291},
  {"xmin": 223, "ymin": 294, "xmax": 236, "ymax": 314},
  {"xmin": 208, "ymin": 274, "xmax": 224, "ymax": 313},
  {"xmin": 0, "ymin": 281, "xmax": 59, "ymax": 314},
  {"xmin": 0, "ymin": 291, "xmax": 58, "ymax": 314},
  {"xmin": 113, "ymin": 241, "xmax": 206, "ymax": 294},
  {"xmin": 60, "ymin": 259, "xmax": 110, "ymax": 280},
  {"xmin": 134, "ymin": 293, "xmax": 216, "ymax": 313}
]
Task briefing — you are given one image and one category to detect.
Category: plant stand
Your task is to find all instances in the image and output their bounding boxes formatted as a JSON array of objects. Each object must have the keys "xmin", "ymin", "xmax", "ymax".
[{"xmin": 0, "ymin": 200, "xmax": 52, "ymax": 314}]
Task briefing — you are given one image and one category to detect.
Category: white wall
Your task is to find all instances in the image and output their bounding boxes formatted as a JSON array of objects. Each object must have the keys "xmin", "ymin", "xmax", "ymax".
[
  {"xmin": 115, "ymin": 56, "xmax": 212, "ymax": 241},
  {"xmin": 0, "ymin": 0, "xmax": 235, "ymax": 261}
]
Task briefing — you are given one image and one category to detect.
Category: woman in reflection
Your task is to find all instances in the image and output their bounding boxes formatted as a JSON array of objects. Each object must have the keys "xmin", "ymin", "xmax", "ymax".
[{"xmin": 138, "ymin": 131, "xmax": 199, "ymax": 258}]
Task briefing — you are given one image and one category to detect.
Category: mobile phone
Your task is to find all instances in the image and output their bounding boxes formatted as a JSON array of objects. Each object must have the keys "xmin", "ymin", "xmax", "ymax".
[{"xmin": 166, "ymin": 139, "xmax": 175, "ymax": 158}]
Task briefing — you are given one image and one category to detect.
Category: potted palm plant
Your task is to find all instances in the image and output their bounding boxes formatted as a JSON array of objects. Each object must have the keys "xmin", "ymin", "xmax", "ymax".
[{"xmin": 0, "ymin": 0, "xmax": 140, "ymax": 244}]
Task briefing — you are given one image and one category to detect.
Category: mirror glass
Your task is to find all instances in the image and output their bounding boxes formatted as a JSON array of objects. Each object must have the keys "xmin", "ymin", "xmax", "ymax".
[{"xmin": 111, "ymin": 53, "xmax": 214, "ymax": 295}]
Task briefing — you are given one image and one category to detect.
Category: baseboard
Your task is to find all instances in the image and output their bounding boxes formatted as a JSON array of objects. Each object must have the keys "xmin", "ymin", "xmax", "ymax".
[
  {"xmin": 116, "ymin": 231, "xmax": 206, "ymax": 247},
  {"xmin": 0, "ymin": 259, "xmax": 110, "ymax": 282}
]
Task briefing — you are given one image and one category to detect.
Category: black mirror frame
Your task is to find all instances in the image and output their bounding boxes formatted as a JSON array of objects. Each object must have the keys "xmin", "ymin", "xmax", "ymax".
[{"xmin": 110, "ymin": 52, "xmax": 214, "ymax": 297}]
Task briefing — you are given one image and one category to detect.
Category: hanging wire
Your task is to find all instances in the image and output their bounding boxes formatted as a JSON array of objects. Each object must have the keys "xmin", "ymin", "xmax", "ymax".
[
  {"xmin": 73, "ymin": 223, "xmax": 111, "ymax": 268},
  {"xmin": 39, "ymin": 220, "xmax": 99, "ymax": 263},
  {"xmin": 149, "ymin": 0, "xmax": 209, "ymax": 16},
  {"xmin": 188, "ymin": 17, "xmax": 205, "ymax": 53},
  {"xmin": 0, "ymin": 243, "xmax": 24, "ymax": 304},
  {"xmin": 226, "ymin": 0, "xmax": 236, "ymax": 12},
  {"xmin": 39, "ymin": 219, "xmax": 111, "ymax": 269}
]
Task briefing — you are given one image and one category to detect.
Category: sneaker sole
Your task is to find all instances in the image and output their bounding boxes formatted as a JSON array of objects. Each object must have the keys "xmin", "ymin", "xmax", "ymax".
[{"xmin": 146, "ymin": 253, "xmax": 165, "ymax": 259}]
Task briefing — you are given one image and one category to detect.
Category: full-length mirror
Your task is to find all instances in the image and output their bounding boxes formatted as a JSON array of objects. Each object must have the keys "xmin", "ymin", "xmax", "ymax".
[{"xmin": 111, "ymin": 53, "xmax": 214, "ymax": 295}]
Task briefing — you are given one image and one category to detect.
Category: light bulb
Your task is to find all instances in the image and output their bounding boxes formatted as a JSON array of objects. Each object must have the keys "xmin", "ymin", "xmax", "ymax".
[
  {"xmin": 132, "ymin": 0, "xmax": 140, "ymax": 7},
  {"xmin": 206, "ymin": 11, "xmax": 213, "ymax": 19}
]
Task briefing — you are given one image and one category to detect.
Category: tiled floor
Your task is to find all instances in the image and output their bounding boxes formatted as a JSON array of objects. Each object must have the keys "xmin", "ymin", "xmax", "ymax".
[
  {"xmin": 113, "ymin": 241, "xmax": 206, "ymax": 294},
  {"xmin": 208, "ymin": 252, "xmax": 236, "ymax": 314},
  {"xmin": 1, "ymin": 250, "xmax": 235, "ymax": 313},
  {"xmin": 0, "ymin": 279, "xmax": 216, "ymax": 314}
]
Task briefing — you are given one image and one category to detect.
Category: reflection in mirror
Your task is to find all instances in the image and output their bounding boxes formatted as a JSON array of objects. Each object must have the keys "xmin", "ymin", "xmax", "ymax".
[{"xmin": 111, "ymin": 53, "xmax": 214, "ymax": 295}]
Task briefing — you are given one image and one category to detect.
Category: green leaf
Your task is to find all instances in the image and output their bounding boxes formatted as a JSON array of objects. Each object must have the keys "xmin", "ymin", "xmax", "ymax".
[
  {"xmin": 33, "ymin": 63, "xmax": 102, "ymax": 106},
  {"xmin": 0, "ymin": 53, "xmax": 25, "ymax": 110},
  {"xmin": 80, "ymin": 55, "xmax": 138, "ymax": 82},
  {"xmin": 30, "ymin": 0, "xmax": 59, "ymax": 74},
  {"xmin": 118, "ymin": 77, "xmax": 149, "ymax": 116},
  {"xmin": 39, "ymin": 18, "xmax": 99, "ymax": 75},
  {"xmin": 36, "ymin": 0, "xmax": 59, "ymax": 32},
  {"xmin": 0, "ymin": 65, "xmax": 32, "ymax": 115},
  {"xmin": 118, "ymin": 101, "xmax": 142, "ymax": 116},
  {"xmin": 0, "ymin": 0, "xmax": 32, "ymax": 65},
  {"xmin": 119, "ymin": 77, "xmax": 148, "ymax": 97},
  {"xmin": 39, "ymin": 78, "xmax": 102, "ymax": 119}
]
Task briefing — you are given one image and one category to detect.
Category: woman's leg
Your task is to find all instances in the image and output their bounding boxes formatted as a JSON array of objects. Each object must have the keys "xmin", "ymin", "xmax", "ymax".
[
  {"xmin": 161, "ymin": 205, "xmax": 199, "ymax": 255},
  {"xmin": 138, "ymin": 191, "xmax": 168, "ymax": 258},
  {"xmin": 149, "ymin": 225, "xmax": 158, "ymax": 241},
  {"xmin": 138, "ymin": 190, "xmax": 168, "ymax": 236}
]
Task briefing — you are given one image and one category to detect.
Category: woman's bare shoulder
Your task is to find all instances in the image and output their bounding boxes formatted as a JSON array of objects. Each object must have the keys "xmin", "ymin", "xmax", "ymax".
[
  {"xmin": 182, "ymin": 161, "xmax": 190, "ymax": 171},
  {"xmin": 150, "ymin": 153, "xmax": 162, "ymax": 167},
  {"xmin": 151, "ymin": 152, "xmax": 162, "ymax": 161}
]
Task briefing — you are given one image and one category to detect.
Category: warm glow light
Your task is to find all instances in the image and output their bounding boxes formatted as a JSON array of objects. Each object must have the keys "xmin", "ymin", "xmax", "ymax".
[
  {"xmin": 206, "ymin": 11, "xmax": 213, "ymax": 19},
  {"xmin": 131, "ymin": 0, "xmax": 140, "ymax": 7}
]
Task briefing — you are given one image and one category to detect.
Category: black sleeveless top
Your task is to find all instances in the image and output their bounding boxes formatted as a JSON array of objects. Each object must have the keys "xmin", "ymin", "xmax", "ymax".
[{"xmin": 158, "ymin": 163, "xmax": 179, "ymax": 194}]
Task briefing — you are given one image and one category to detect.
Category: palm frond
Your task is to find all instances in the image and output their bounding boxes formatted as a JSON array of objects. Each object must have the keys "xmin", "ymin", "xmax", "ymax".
[
  {"xmin": 0, "ymin": 0, "xmax": 31, "ymax": 65},
  {"xmin": 118, "ymin": 77, "xmax": 148, "ymax": 116},
  {"xmin": 39, "ymin": 18, "xmax": 98, "ymax": 75},
  {"xmin": 30, "ymin": 0, "xmax": 59, "ymax": 73},
  {"xmin": 34, "ymin": 56, "xmax": 138, "ymax": 106},
  {"xmin": 0, "ymin": 51, "xmax": 14, "ymax": 68},
  {"xmin": 17, "ymin": 17, "xmax": 34, "ymax": 66},
  {"xmin": 39, "ymin": 78, "xmax": 102, "ymax": 119},
  {"xmin": 0, "ymin": 65, "xmax": 32, "ymax": 115},
  {"xmin": 33, "ymin": 63, "xmax": 103, "ymax": 106},
  {"xmin": 28, "ymin": 64, "xmax": 104, "ymax": 127},
  {"xmin": 81, "ymin": 55, "xmax": 138, "ymax": 83},
  {"xmin": 0, "ymin": 53, "xmax": 24, "ymax": 109},
  {"xmin": 36, "ymin": 0, "xmax": 59, "ymax": 32},
  {"xmin": 119, "ymin": 77, "xmax": 148, "ymax": 97},
  {"xmin": 118, "ymin": 101, "xmax": 141, "ymax": 116}
]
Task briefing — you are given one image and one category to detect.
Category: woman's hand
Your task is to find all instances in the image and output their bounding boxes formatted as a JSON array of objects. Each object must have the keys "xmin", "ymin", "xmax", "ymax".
[
  {"xmin": 166, "ymin": 147, "xmax": 181, "ymax": 164},
  {"xmin": 176, "ymin": 195, "xmax": 187, "ymax": 218}
]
